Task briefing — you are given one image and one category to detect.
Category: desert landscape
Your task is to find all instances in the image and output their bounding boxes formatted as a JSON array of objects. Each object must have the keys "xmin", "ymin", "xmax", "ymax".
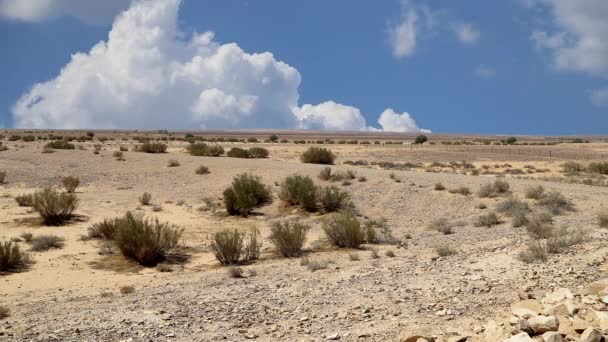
[{"xmin": 1, "ymin": 131, "xmax": 608, "ymax": 341}]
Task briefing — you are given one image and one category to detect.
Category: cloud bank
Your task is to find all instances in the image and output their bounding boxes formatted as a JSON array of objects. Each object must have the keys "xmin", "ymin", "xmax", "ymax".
[
  {"xmin": 0, "ymin": 0, "xmax": 130, "ymax": 24},
  {"xmin": 13, "ymin": 0, "xmax": 428, "ymax": 133}
]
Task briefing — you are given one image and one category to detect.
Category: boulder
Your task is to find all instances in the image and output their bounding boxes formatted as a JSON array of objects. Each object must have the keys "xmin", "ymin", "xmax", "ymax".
[
  {"xmin": 543, "ymin": 289, "xmax": 573, "ymax": 305},
  {"xmin": 528, "ymin": 316, "xmax": 559, "ymax": 334},
  {"xmin": 579, "ymin": 327, "xmax": 602, "ymax": 342},
  {"xmin": 483, "ymin": 320, "xmax": 509, "ymax": 342},
  {"xmin": 511, "ymin": 300, "xmax": 543, "ymax": 319},
  {"xmin": 593, "ymin": 311, "xmax": 608, "ymax": 334},
  {"xmin": 583, "ymin": 279, "xmax": 608, "ymax": 296},
  {"xmin": 541, "ymin": 331, "xmax": 562, "ymax": 342}
]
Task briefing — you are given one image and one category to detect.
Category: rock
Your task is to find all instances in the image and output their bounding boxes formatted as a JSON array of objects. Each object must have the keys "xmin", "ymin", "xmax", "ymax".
[
  {"xmin": 543, "ymin": 304, "xmax": 569, "ymax": 317},
  {"xmin": 505, "ymin": 332, "xmax": 534, "ymax": 342},
  {"xmin": 528, "ymin": 316, "xmax": 559, "ymax": 334},
  {"xmin": 579, "ymin": 327, "xmax": 602, "ymax": 342},
  {"xmin": 541, "ymin": 331, "xmax": 562, "ymax": 342},
  {"xmin": 484, "ymin": 320, "xmax": 509, "ymax": 342},
  {"xmin": 446, "ymin": 336, "xmax": 467, "ymax": 342},
  {"xmin": 543, "ymin": 289, "xmax": 573, "ymax": 305},
  {"xmin": 515, "ymin": 319, "xmax": 533, "ymax": 334},
  {"xmin": 583, "ymin": 279, "xmax": 608, "ymax": 296},
  {"xmin": 572, "ymin": 317, "xmax": 591, "ymax": 333},
  {"xmin": 325, "ymin": 333, "xmax": 340, "ymax": 340},
  {"xmin": 593, "ymin": 311, "xmax": 608, "ymax": 334},
  {"xmin": 511, "ymin": 300, "xmax": 543, "ymax": 318}
]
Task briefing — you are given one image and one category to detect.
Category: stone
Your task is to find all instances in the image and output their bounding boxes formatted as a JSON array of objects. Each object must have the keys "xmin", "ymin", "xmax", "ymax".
[
  {"xmin": 543, "ymin": 289, "xmax": 573, "ymax": 305},
  {"xmin": 325, "ymin": 333, "xmax": 340, "ymax": 340},
  {"xmin": 446, "ymin": 336, "xmax": 467, "ymax": 342},
  {"xmin": 512, "ymin": 300, "xmax": 543, "ymax": 318},
  {"xmin": 594, "ymin": 311, "xmax": 608, "ymax": 334},
  {"xmin": 583, "ymin": 279, "xmax": 608, "ymax": 296},
  {"xmin": 541, "ymin": 331, "xmax": 563, "ymax": 342},
  {"xmin": 572, "ymin": 317, "xmax": 591, "ymax": 332},
  {"xmin": 579, "ymin": 327, "xmax": 602, "ymax": 342},
  {"xmin": 484, "ymin": 320, "xmax": 509, "ymax": 342},
  {"xmin": 528, "ymin": 316, "xmax": 559, "ymax": 334},
  {"xmin": 505, "ymin": 332, "xmax": 534, "ymax": 342}
]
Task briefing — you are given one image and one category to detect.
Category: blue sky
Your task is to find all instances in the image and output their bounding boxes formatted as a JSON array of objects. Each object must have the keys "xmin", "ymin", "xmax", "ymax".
[{"xmin": 0, "ymin": 0, "xmax": 606, "ymax": 134}]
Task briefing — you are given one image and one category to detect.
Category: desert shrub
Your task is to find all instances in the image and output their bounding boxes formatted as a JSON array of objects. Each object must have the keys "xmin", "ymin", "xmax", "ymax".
[
  {"xmin": 167, "ymin": 159, "xmax": 180, "ymax": 167},
  {"xmin": 319, "ymin": 186, "xmax": 349, "ymax": 212},
  {"xmin": 545, "ymin": 226, "xmax": 587, "ymax": 254},
  {"xmin": 138, "ymin": 142, "xmax": 167, "ymax": 153},
  {"xmin": 32, "ymin": 187, "xmax": 78, "ymax": 225},
  {"xmin": 475, "ymin": 211, "xmax": 500, "ymax": 227},
  {"xmin": 304, "ymin": 258, "xmax": 329, "ymax": 272},
  {"xmin": 319, "ymin": 167, "xmax": 332, "ymax": 180},
  {"xmin": 195, "ymin": 165, "xmax": 209, "ymax": 175},
  {"xmin": 449, "ymin": 186, "xmax": 471, "ymax": 195},
  {"xmin": 348, "ymin": 253, "xmax": 360, "ymax": 261},
  {"xmin": 346, "ymin": 170, "xmax": 356, "ymax": 179},
  {"xmin": 270, "ymin": 221, "xmax": 309, "ymax": 257},
  {"xmin": 62, "ymin": 176, "xmax": 80, "ymax": 193},
  {"xmin": 357, "ymin": 176, "xmax": 367, "ymax": 182},
  {"xmin": 0, "ymin": 170, "xmax": 5, "ymax": 184},
  {"xmin": 434, "ymin": 183, "xmax": 446, "ymax": 191},
  {"xmin": 45, "ymin": 140, "xmax": 75, "ymax": 150},
  {"xmin": 526, "ymin": 214, "xmax": 554, "ymax": 239},
  {"xmin": 496, "ymin": 197, "xmax": 530, "ymax": 216},
  {"xmin": 210, "ymin": 228, "xmax": 260, "ymax": 265},
  {"xmin": 519, "ymin": 241, "xmax": 547, "ymax": 263},
  {"xmin": 93, "ymin": 144, "xmax": 102, "ymax": 151},
  {"xmin": 139, "ymin": 192, "xmax": 152, "ymax": 205},
  {"xmin": 369, "ymin": 247, "xmax": 380, "ymax": 259},
  {"xmin": 525, "ymin": 185, "xmax": 545, "ymax": 200},
  {"xmin": 187, "ymin": 142, "xmax": 209, "ymax": 156},
  {"xmin": 561, "ymin": 161, "xmax": 584, "ymax": 173},
  {"xmin": 223, "ymin": 173, "xmax": 271, "ymax": 216},
  {"xmin": 300, "ymin": 147, "xmax": 335, "ymax": 164},
  {"xmin": 242, "ymin": 228, "xmax": 261, "ymax": 262},
  {"xmin": 385, "ymin": 250, "xmax": 396, "ymax": 257},
  {"xmin": 120, "ymin": 146, "xmax": 128, "ymax": 152},
  {"xmin": 478, "ymin": 180, "xmax": 509, "ymax": 198},
  {"xmin": 113, "ymin": 212, "xmax": 183, "ymax": 266},
  {"xmin": 511, "ymin": 208, "xmax": 529, "ymax": 228},
  {"xmin": 269, "ymin": 134, "xmax": 279, "ymax": 142},
  {"xmin": 120, "ymin": 286, "xmax": 135, "ymax": 294},
  {"xmin": 364, "ymin": 218, "xmax": 394, "ymax": 243},
  {"xmin": 435, "ymin": 244, "xmax": 458, "ymax": 257},
  {"xmin": 30, "ymin": 235, "xmax": 65, "ymax": 251},
  {"xmin": 494, "ymin": 179, "xmax": 510, "ymax": 193},
  {"xmin": 113, "ymin": 151, "xmax": 123, "ymax": 158},
  {"xmin": 248, "ymin": 147, "xmax": 269, "ymax": 158},
  {"xmin": 15, "ymin": 194, "xmax": 33, "ymax": 207},
  {"xmin": 323, "ymin": 211, "xmax": 364, "ymax": 248},
  {"xmin": 207, "ymin": 145, "xmax": 225, "ymax": 157},
  {"xmin": 228, "ymin": 266, "xmax": 244, "ymax": 278},
  {"xmin": 0, "ymin": 305, "xmax": 9, "ymax": 320},
  {"xmin": 227, "ymin": 147, "xmax": 250, "ymax": 158},
  {"xmin": 538, "ymin": 190, "xmax": 573, "ymax": 214},
  {"xmin": 0, "ymin": 241, "xmax": 30, "ymax": 272},
  {"xmin": 20, "ymin": 232, "xmax": 33, "ymax": 242},
  {"xmin": 88, "ymin": 218, "xmax": 119, "ymax": 240},
  {"xmin": 599, "ymin": 210, "xmax": 608, "ymax": 228},
  {"xmin": 588, "ymin": 162, "xmax": 608, "ymax": 175},
  {"xmin": 279, "ymin": 175, "xmax": 317, "ymax": 212},
  {"xmin": 429, "ymin": 218, "xmax": 454, "ymax": 235}
]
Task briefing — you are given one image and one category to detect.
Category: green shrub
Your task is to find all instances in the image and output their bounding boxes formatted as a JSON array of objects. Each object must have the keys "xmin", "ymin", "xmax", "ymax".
[
  {"xmin": 0, "ymin": 241, "xmax": 30, "ymax": 272},
  {"xmin": 269, "ymin": 134, "xmax": 279, "ymax": 142},
  {"xmin": 319, "ymin": 186, "xmax": 349, "ymax": 212},
  {"xmin": 223, "ymin": 174, "xmax": 271, "ymax": 216},
  {"xmin": 62, "ymin": 176, "xmax": 80, "ymax": 193},
  {"xmin": 414, "ymin": 135, "xmax": 428, "ymax": 144},
  {"xmin": 187, "ymin": 142, "xmax": 209, "ymax": 156},
  {"xmin": 538, "ymin": 190, "xmax": 573, "ymax": 214},
  {"xmin": 30, "ymin": 235, "xmax": 65, "ymax": 251},
  {"xmin": 88, "ymin": 218, "xmax": 119, "ymax": 240},
  {"xmin": 45, "ymin": 140, "xmax": 75, "ymax": 150},
  {"xmin": 113, "ymin": 212, "xmax": 183, "ymax": 266},
  {"xmin": 32, "ymin": 187, "xmax": 79, "ymax": 225},
  {"xmin": 248, "ymin": 147, "xmax": 269, "ymax": 158},
  {"xmin": 207, "ymin": 145, "xmax": 225, "ymax": 157},
  {"xmin": 525, "ymin": 185, "xmax": 545, "ymax": 200},
  {"xmin": 300, "ymin": 147, "xmax": 336, "ymax": 164},
  {"xmin": 138, "ymin": 142, "xmax": 167, "ymax": 153},
  {"xmin": 475, "ymin": 211, "xmax": 500, "ymax": 227},
  {"xmin": 588, "ymin": 162, "xmax": 608, "ymax": 175},
  {"xmin": 227, "ymin": 147, "xmax": 250, "ymax": 158},
  {"xmin": 269, "ymin": 221, "xmax": 309, "ymax": 257},
  {"xmin": 210, "ymin": 229, "xmax": 260, "ymax": 265},
  {"xmin": 15, "ymin": 194, "xmax": 33, "ymax": 207},
  {"xmin": 279, "ymin": 175, "xmax": 317, "ymax": 212},
  {"xmin": 323, "ymin": 211, "xmax": 364, "ymax": 248},
  {"xmin": 318, "ymin": 167, "xmax": 332, "ymax": 181}
]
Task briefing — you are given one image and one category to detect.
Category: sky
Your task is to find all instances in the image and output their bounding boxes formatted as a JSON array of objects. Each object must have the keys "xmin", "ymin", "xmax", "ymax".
[{"xmin": 0, "ymin": 0, "xmax": 606, "ymax": 135}]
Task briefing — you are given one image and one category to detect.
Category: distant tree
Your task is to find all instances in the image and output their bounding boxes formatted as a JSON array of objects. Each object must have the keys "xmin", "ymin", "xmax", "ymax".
[
  {"xmin": 269, "ymin": 134, "xmax": 279, "ymax": 143},
  {"xmin": 414, "ymin": 135, "xmax": 428, "ymax": 144},
  {"xmin": 506, "ymin": 137, "xmax": 517, "ymax": 145}
]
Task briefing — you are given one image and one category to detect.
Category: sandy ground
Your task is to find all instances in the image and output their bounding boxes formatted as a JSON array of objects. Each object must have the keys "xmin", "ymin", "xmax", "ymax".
[{"xmin": 0, "ymin": 136, "xmax": 608, "ymax": 341}]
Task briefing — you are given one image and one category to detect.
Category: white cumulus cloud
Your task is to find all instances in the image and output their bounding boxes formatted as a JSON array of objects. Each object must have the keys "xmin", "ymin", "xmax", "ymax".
[
  {"xmin": 453, "ymin": 22, "xmax": 480, "ymax": 44},
  {"xmin": 0, "ymin": 0, "xmax": 130, "ymax": 24},
  {"xmin": 13, "ymin": 0, "xmax": 428, "ymax": 133},
  {"xmin": 377, "ymin": 109, "xmax": 430, "ymax": 133},
  {"xmin": 387, "ymin": 5, "xmax": 420, "ymax": 58}
]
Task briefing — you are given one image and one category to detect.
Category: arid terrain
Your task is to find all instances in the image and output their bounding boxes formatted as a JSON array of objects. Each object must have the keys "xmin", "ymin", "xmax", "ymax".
[{"xmin": 1, "ymin": 131, "xmax": 608, "ymax": 341}]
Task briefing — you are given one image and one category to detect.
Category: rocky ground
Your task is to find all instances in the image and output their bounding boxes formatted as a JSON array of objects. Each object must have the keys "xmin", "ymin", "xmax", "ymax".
[{"xmin": 0, "ymin": 137, "xmax": 607, "ymax": 341}]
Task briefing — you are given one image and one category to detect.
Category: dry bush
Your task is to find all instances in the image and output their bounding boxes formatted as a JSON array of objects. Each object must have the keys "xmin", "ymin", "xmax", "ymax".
[
  {"xmin": 428, "ymin": 218, "xmax": 454, "ymax": 235},
  {"xmin": 538, "ymin": 190, "xmax": 573, "ymax": 214},
  {"xmin": 348, "ymin": 253, "xmax": 360, "ymax": 261},
  {"xmin": 279, "ymin": 175, "xmax": 317, "ymax": 212},
  {"xmin": 364, "ymin": 218, "xmax": 394, "ymax": 243},
  {"xmin": 561, "ymin": 161, "xmax": 584, "ymax": 174},
  {"xmin": 187, "ymin": 142, "xmax": 210, "ymax": 156},
  {"xmin": 167, "ymin": 159, "xmax": 180, "ymax": 167},
  {"xmin": 113, "ymin": 151, "xmax": 123, "ymax": 159},
  {"xmin": 210, "ymin": 229, "xmax": 260, "ymax": 265},
  {"xmin": 0, "ymin": 305, "xmax": 9, "ymax": 320},
  {"xmin": 449, "ymin": 186, "xmax": 471, "ymax": 195},
  {"xmin": 385, "ymin": 250, "xmax": 396, "ymax": 257},
  {"xmin": 20, "ymin": 232, "xmax": 33, "ymax": 242},
  {"xmin": 227, "ymin": 147, "xmax": 250, "ymax": 158},
  {"xmin": 434, "ymin": 183, "xmax": 446, "ymax": 191},
  {"xmin": 525, "ymin": 185, "xmax": 545, "ymax": 200},
  {"xmin": 87, "ymin": 218, "xmax": 118, "ymax": 240},
  {"xmin": 0, "ymin": 241, "xmax": 30, "ymax": 272},
  {"xmin": 42, "ymin": 147, "xmax": 54, "ymax": 153},
  {"xmin": 475, "ymin": 211, "xmax": 500, "ymax": 227},
  {"xmin": 305, "ymin": 258, "xmax": 329, "ymax": 272},
  {"xmin": 511, "ymin": 209, "xmax": 529, "ymax": 228},
  {"xmin": 545, "ymin": 226, "xmax": 587, "ymax": 254},
  {"xmin": 32, "ymin": 187, "xmax": 79, "ymax": 225},
  {"xmin": 206, "ymin": 145, "xmax": 225, "ymax": 157},
  {"xmin": 300, "ymin": 147, "xmax": 336, "ymax": 164},
  {"xmin": 242, "ymin": 228, "xmax": 261, "ymax": 262},
  {"xmin": 223, "ymin": 173, "xmax": 271, "ymax": 216},
  {"xmin": 113, "ymin": 212, "xmax": 183, "ymax": 266},
  {"xmin": 357, "ymin": 176, "xmax": 367, "ymax": 182},
  {"xmin": 139, "ymin": 192, "xmax": 152, "ymax": 205},
  {"xmin": 120, "ymin": 146, "xmax": 129, "ymax": 152},
  {"xmin": 478, "ymin": 180, "xmax": 510, "ymax": 198},
  {"xmin": 248, "ymin": 147, "xmax": 269, "ymax": 158},
  {"xmin": 318, "ymin": 167, "xmax": 332, "ymax": 180},
  {"xmin": 599, "ymin": 210, "xmax": 608, "ymax": 228},
  {"xmin": 15, "ymin": 194, "xmax": 33, "ymax": 207},
  {"xmin": 45, "ymin": 140, "xmax": 75, "ymax": 150},
  {"xmin": 138, "ymin": 142, "xmax": 167, "ymax": 153},
  {"xmin": 195, "ymin": 165, "xmax": 209, "ymax": 175},
  {"xmin": 30, "ymin": 235, "xmax": 65, "ymax": 251},
  {"xmin": 519, "ymin": 241, "xmax": 547, "ymax": 263},
  {"xmin": 120, "ymin": 286, "xmax": 135, "ymax": 294},
  {"xmin": 320, "ymin": 185, "xmax": 349, "ymax": 212},
  {"xmin": 62, "ymin": 176, "xmax": 80, "ymax": 193},
  {"xmin": 588, "ymin": 162, "xmax": 608, "ymax": 175},
  {"xmin": 323, "ymin": 211, "xmax": 364, "ymax": 248},
  {"xmin": 435, "ymin": 244, "xmax": 458, "ymax": 257},
  {"xmin": 369, "ymin": 247, "xmax": 380, "ymax": 259},
  {"xmin": 346, "ymin": 170, "xmax": 357, "ymax": 179},
  {"xmin": 526, "ymin": 214, "xmax": 554, "ymax": 239},
  {"xmin": 0, "ymin": 170, "xmax": 5, "ymax": 184},
  {"xmin": 269, "ymin": 221, "xmax": 309, "ymax": 257},
  {"xmin": 227, "ymin": 266, "xmax": 244, "ymax": 278},
  {"xmin": 496, "ymin": 197, "xmax": 530, "ymax": 216}
]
